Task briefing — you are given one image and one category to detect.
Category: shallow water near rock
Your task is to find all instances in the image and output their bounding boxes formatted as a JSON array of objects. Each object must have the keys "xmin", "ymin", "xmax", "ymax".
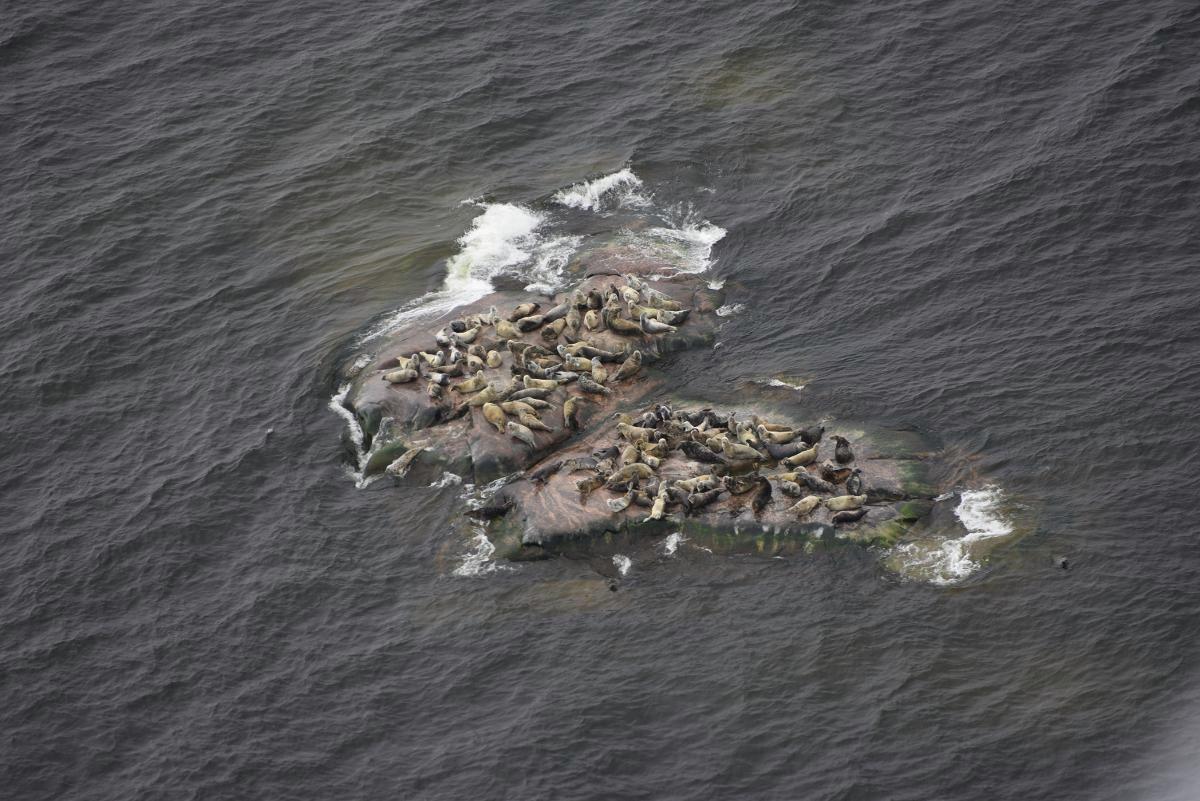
[{"xmin": 4, "ymin": 1, "xmax": 1200, "ymax": 799}]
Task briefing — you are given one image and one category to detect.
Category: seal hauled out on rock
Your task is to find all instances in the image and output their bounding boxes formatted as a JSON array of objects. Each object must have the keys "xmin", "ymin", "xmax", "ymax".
[{"xmin": 833, "ymin": 435, "xmax": 854, "ymax": 464}]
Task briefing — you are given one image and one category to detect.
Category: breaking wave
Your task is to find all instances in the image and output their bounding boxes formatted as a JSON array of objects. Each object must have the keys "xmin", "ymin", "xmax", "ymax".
[
  {"xmin": 554, "ymin": 168, "xmax": 648, "ymax": 212},
  {"xmin": 892, "ymin": 487, "xmax": 1015, "ymax": 585}
]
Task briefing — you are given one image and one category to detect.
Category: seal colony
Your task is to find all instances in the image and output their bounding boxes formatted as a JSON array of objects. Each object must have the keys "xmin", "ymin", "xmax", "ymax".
[{"xmin": 337, "ymin": 247, "xmax": 945, "ymax": 563}]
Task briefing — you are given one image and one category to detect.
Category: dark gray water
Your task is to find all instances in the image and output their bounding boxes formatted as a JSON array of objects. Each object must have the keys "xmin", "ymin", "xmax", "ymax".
[{"xmin": 4, "ymin": 1, "xmax": 1200, "ymax": 798}]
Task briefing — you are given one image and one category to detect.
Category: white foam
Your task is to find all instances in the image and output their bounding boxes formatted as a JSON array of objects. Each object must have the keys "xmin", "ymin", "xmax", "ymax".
[
  {"xmin": 765, "ymin": 378, "xmax": 804, "ymax": 392},
  {"xmin": 661, "ymin": 532, "xmax": 687, "ymax": 556},
  {"xmin": 554, "ymin": 169, "xmax": 648, "ymax": 211},
  {"xmin": 359, "ymin": 203, "xmax": 579, "ymax": 343},
  {"xmin": 429, "ymin": 471, "xmax": 463, "ymax": 489},
  {"xmin": 444, "ymin": 203, "xmax": 544, "ymax": 296},
  {"xmin": 894, "ymin": 487, "xmax": 1014, "ymax": 585},
  {"xmin": 639, "ymin": 221, "xmax": 727, "ymax": 274},
  {"xmin": 454, "ymin": 528, "xmax": 505, "ymax": 577},
  {"xmin": 612, "ymin": 554, "xmax": 632, "ymax": 576},
  {"xmin": 707, "ymin": 278, "xmax": 726, "ymax": 290},
  {"xmin": 329, "ymin": 382, "xmax": 385, "ymax": 489},
  {"xmin": 716, "ymin": 303, "xmax": 745, "ymax": 317}
]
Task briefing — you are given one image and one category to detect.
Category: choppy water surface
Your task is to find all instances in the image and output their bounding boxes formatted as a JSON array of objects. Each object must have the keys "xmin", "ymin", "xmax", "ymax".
[{"xmin": 3, "ymin": 1, "xmax": 1200, "ymax": 799}]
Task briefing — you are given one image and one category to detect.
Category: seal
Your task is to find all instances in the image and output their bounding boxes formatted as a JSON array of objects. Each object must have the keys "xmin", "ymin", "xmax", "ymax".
[
  {"xmin": 722, "ymin": 474, "xmax": 758, "ymax": 494},
  {"xmin": 782, "ymin": 442, "xmax": 819, "ymax": 467},
  {"xmin": 820, "ymin": 461, "xmax": 853, "ymax": 484},
  {"xmin": 542, "ymin": 302, "xmax": 570, "ymax": 323},
  {"xmin": 522, "ymin": 375, "xmax": 558, "ymax": 391},
  {"xmin": 452, "ymin": 372, "xmax": 488, "ymax": 393},
  {"xmin": 563, "ymin": 395, "xmax": 588, "ymax": 430},
  {"xmin": 505, "ymin": 420, "xmax": 537, "ymax": 449},
  {"xmin": 486, "ymin": 350, "xmax": 503, "ymax": 368},
  {"xmin": 750, "ymin": 476, "xmax": 772, "ymax": 516},
  {"xmin": 799, "ymin": 424, "xmax": 825, "ymax": 444},
  {"xmin": 509, "ymin": 302, "xmax": 540, "ymax": 321},
  {"xmin": 723, "ymin": 441, "xmax": 766, "ymax": 462},
  {"xmin": 482, "ymin": 402, "xmax": 507, "ymax": 433},
  {"xmin": 680, "ymin": 439, "xmax": 726, "ymax": 465},
  {"xmin": 845, "ymin": 469, "xmax": 863, "ymax": 495},
  {"xmin": 541, "ymin": 318, "xmax": 567, "ymax": 340},
  {"xmin": 578, "ymin": 375, "xmax": 612, "ymax": 395},
  {"xmin": 584, "ymin": 310, "xmax": 600, "ymax": 331},
  {"xmin": 788, "ymin": 495, "xmax": 822, "ymax": 517},
  {"xmin": 825, "ymin": 494, "xmax": 866, "ymax": 512},
  {"xmin": 639, "ymin": 313, "xmax": 676, "ymax": 334},
  {"xmin": 794, "ymin": 470, "xmax": 836, "ymax": 495},
  {"xmin": 757, "ymin": 425, "xmax": 798, "ymax": 445},
  {"xmin": 529, "ymin": 460, "xmax": 563, "ymax": 483},
  {"xmin": 509, "ymin": 387, "xmax": 554, "ymax": 401},
  {"xmin": 590, "ymin": 357, "xmax": 608, "ymax": 384},
  {"xmin": 683, "ymin": 487, "xmax": 723, "ymax": 514},
  {"xmin": 467, "ymin": 383, "xmax": 509, "ymax": 407},
  {"xmin": 382, "ymin": 369, "xmax": 418, "ymax": 384},
  {"xmin": 643, "ymin": 484, "xmax": 669, "ymax": 522},
  {"xmin": 611, "ymin": 350, "xmax": 643, "ymax": 381},
  {"xmin": 833, "ymin": 435, "xmax": 854, "ymax": 464},
  {"xmin": 385, "ymin": 447, "xmax": 425, "ymax": 479},
  {"xmin": 519, "ymin": 412, "xmax": 552, "ymax": 432},
  {"xmin": 617, "ymin": 422, "xmax": 656, "ymax": 442},
  {"xmin": 606, "ymin": 489, "xmax": 635, "ymax": 513},
  {"xmin": 831, "ymin": 508, "xmax": 868, "ymax": 524},
  {"xmin": 495, "ymin": 318, "xmax": 521, "ymax": 340},
  {"xmin": 777, "ymin": 480, "xmax": 806, "ymax": 498},
  {"xmin": 516, "ymin": 314, "xmax": 546, "ymax": 332}
]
